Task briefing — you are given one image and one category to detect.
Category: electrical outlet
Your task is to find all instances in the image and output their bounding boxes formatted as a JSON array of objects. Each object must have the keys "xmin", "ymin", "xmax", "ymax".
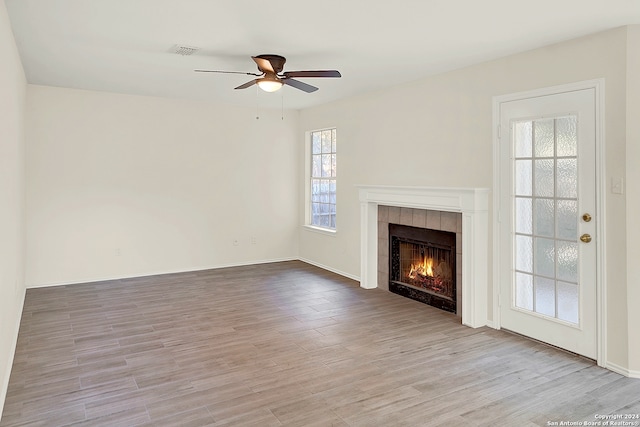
[
  {"xmin": 251, "ymin": 236, "xmax": 257, "ymax": 245},
  {"xmin": 233, "ymin": 239, "xmax": 239, "ymax": 246},
  {"xmin": 115, "ymin": 248, "xmax": 122, "ymax": 256}
]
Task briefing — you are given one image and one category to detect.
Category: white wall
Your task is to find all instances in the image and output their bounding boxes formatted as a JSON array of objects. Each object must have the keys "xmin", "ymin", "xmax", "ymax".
[
  {"xmin": 626, "ymin": 25, "xmax": 640, "ymax": 375},
  {"xmin": 0, "ymin": 0, "xmax": 26, "ymax": 418},
  {"xmin": 25, "ymin": 86, "xmax": 300, "ymax": 286},
  {"xmin": 298, "ymin": 27, "xmax": 633, "ymax": 371}
]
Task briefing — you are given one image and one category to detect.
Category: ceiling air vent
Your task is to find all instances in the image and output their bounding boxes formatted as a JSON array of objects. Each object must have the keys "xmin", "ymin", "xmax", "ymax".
[{"xmin": 173, "ymin": 45, "xmax": 199, "ymax": 56}]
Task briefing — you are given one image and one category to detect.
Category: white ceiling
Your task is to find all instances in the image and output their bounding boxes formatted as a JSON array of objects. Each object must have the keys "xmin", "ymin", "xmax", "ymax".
[{"xmin": 5, "ymin": 0, "xmax": 640, "ymax": 110}]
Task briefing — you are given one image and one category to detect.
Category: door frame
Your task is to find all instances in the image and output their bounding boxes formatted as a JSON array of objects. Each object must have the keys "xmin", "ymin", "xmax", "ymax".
[{"xmin": 492, "ymin": 79, "xmax": 606, "ymax": 366}]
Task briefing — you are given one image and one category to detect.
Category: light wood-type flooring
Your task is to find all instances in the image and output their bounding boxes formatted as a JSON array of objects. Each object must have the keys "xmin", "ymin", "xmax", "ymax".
[{"xmin": 1, "ymin": 261, "xmax": 639, "ymax": 426}]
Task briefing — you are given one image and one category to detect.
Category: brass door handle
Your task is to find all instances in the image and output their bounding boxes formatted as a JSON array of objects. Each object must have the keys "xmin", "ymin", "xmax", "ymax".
[{"xmin": 580, "ymin": 234, "xmax": 592, "ymax": 243}]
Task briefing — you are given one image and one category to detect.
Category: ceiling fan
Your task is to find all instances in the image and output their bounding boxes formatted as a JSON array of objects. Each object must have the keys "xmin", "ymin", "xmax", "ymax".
[{"xmin": 195, "ymin": 54, "xmax": 341, "ymax": 93}]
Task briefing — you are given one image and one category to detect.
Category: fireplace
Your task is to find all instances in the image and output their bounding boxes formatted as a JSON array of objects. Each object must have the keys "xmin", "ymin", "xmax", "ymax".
[
  {"xmin": 389, "ymin": 224, "xmax": 456, "ymax": 313},
  {"xmin": 357, "ymin": 185, "xmax": 489, "ymax": 328}
]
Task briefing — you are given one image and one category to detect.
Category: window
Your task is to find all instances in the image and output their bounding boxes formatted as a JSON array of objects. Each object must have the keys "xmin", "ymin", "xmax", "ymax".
[{"xmin": 309, "ymin": 128, "xmax": 337, "ymax": 230}]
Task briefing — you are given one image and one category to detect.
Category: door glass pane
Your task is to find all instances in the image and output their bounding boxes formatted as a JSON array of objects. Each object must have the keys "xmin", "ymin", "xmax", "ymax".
[
  {"xmin": 515, "ymin": 197, "xmax": 532, "ymax": 234},
  {"xmin": 534, "ymin": 198, "xmax": 554, "ymax": 237},
  {"xmin": 557, "ymin": 241, "xmax": 578, "ymax": 282},
  {"xmin": 534, "ymin": 119, "xmax": 554, "ymax": 157},
  {"xmin": 515, "ymin": 121, "xmax": 532, "ymax": 158},
  {"xmin": 556, "ymin": 200, "xmax": 577, "ymax": 240},
  {"xmin": 515, "ymin": 272, "xmax": 533, "ymax": 310},
  {"xmin": 556, "ymin": 116, "xmax": 577, "ymax": 157},
  {"xmin": 534, "ymin": 237, "xmax": 555, "ymax": 278},
  {"xmin": 557, "ymin": 281, "xmax": 579, "ymax": 323},
  {"xmin": 512, "ymin": 116, "xmax": 579, "ymax": 325},
  {"xmin": 515, "ymin": 160, "xmax": 532, "ymax": 196},
  {"xmin": 557, "ymin": 159, "xmax": 577, "ymax": 198},
  {"xmin": 534, "ymin": 159, "xmax": 554, "ymax": 197},
  {"xmin": 515, "ymin": 235, "xmax": 533, "ymax": 273},
  {"xmin": 535, "ymin": 276, "xmax": 556, "ymax": 317}
]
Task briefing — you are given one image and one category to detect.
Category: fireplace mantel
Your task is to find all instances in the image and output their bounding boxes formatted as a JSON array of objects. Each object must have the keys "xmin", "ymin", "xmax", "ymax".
[{"xmin": 357, "ymin": 185, "xmax": 489, "ymax": 328}]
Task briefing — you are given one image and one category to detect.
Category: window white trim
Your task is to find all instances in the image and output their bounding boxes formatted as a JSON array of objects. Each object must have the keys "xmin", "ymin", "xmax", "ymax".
[
  {"xmin": 302, "ymin": 224, "xmax": 337, "ymax": 236},
  {"xmin": 305, "ymin": 127, "xmax": 337, "ymax": 231}
]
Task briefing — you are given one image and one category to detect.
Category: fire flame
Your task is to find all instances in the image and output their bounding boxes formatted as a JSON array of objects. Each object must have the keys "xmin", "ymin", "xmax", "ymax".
[{"xmin": 408, "ymin": 257, "xmax": 434, "ymax": 279}]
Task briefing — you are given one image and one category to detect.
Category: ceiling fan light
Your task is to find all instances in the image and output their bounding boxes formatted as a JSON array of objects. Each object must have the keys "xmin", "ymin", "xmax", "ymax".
[{"xmin": 257, "ymin": 78, "xmax": 283, "ymax": 92}]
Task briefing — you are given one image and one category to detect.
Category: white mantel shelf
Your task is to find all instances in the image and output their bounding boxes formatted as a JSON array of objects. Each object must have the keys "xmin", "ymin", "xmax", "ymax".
[{"xmin": 357, "ymin": 185, "xmax": 490, "ymax": 328}]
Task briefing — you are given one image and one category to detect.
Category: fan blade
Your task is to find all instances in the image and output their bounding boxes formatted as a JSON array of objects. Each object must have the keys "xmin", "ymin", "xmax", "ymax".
[
  {"xmin": 195, "ymin": 70, "xmax": 261, "ymax": 76},
  {"xmin": 234, "ymin": 79, "xmax": 259, "ymax": 90},
  {"xmin": 251, "ymin": 56, "xmax": 275, "ymax": 73},
  {"xmin": 283, "ymin": 78, "xmax": 318, "ymax": 93},
  {"xmin": 282, "ymin": 70, "xmax": 341, "ymax": 78}
]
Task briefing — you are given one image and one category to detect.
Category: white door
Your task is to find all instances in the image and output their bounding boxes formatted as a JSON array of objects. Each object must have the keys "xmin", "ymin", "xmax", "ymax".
[{"xmin": 498, "ymin": 88, "xmax": 597, "ymax": 359}]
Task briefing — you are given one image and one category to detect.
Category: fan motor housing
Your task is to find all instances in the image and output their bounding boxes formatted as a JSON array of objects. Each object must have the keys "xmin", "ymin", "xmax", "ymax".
[{"xmin": 255, "ymin": 54, "xmax": 286, "ymax": 74}]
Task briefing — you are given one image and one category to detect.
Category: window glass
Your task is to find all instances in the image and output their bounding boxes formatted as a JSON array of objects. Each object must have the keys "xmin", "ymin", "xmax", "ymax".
[{"xmin": 310, "ymin": 129, "xmax": 336, "ymax": 229}]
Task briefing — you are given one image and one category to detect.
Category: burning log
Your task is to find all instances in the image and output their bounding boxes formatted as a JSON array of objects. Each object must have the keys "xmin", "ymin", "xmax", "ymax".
[{"xmin": 406, "ymin": 258, "xmax": 453, "ymax": 296}]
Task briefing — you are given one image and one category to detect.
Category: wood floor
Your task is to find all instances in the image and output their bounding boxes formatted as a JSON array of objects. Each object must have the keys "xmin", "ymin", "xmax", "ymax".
[{"xmin": 1, "ymin": 261, "xmax": 638, "ymax": 426}]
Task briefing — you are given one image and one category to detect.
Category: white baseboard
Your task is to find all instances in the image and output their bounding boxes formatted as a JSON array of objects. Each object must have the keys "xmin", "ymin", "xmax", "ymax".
[
  {"xmin": 0, "ymin": 287, "xmax": 26, "ymax": 421},
  {"xmin": 297, "ymin": 257, "xmax": 360, "ymax": 282},
  {"xmin": 26, "ymin": 257, "xmax": 299, "ymax": 289},
  {"xmin": 606, "ymin": 361, "xmax": 640, "ymax": 379}
]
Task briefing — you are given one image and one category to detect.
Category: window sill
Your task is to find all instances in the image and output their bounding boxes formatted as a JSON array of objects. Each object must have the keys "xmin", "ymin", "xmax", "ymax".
[{"xmin": 302, "ymin": 225, "xmax": 337, "ymax": 236}]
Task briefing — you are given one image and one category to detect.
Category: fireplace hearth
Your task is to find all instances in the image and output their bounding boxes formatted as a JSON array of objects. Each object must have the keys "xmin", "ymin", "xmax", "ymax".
[{"xmin": 389, "ymin": 223, "xmax": 456, "ymax": 313}]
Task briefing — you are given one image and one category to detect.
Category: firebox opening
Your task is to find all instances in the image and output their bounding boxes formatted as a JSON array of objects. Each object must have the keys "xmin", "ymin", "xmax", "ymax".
[{"xmin": 389, "ymin": 224, "xmax": 456, "ymax": 313}]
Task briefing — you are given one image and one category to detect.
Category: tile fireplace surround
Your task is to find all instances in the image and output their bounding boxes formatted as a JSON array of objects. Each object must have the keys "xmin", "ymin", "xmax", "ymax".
[
  {"xmin": 380, "ymin": 207, "xmax": 461, "ymax": 315},
  {"xmin": 357, "ymin": 186, "xmax": 490, "ymax": 328}
]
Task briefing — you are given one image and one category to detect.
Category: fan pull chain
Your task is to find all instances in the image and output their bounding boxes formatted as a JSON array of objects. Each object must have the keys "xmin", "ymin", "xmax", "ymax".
[
  {"xmin": 255, "ymin": 85, "xmax": 260, "ymax": 120},
  {"xmin": 281, "ymin": 90, "xmax": 284, "ymax": 120}
]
